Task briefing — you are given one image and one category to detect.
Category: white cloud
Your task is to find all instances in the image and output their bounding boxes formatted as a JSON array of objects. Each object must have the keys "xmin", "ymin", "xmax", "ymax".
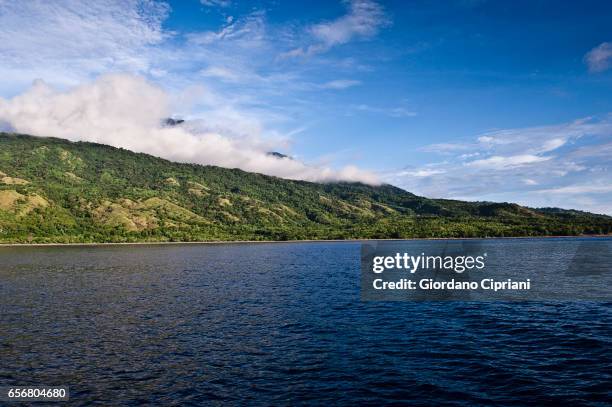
[
  {"xmin": 200, "ymin": 0, "xmax": 231, "ymax": 7},
  {"xmin": 186, "ymin": 11, "xmax": 266, "ymax": 47},
  {"xmin": 0, "ymin": 3, "xmax": 277, "ymax": 92},
  {"xmin": 536, "ymin": 184, "xmax": 612, "ymax": 194},
  {"xmin": 0, "ymin": 75, "xmax": 379, "ymax": 185},
  {"xmin": 419, "ymin": 143, "xmax": 472, "ymax": 153},
  {"xmin": 310, "ymin": 0, "xmax": 387, "ymax": 46},
  {"xmin": 584, "ymin": 42, "xmax": 612, "ymax": 73},
  {"xmin": 184, "ymin": 12, "xmax": 303, "ymax": 89},
  {"xmin": 387, "ymin": 107, "xmax": 418, "ymax": 118},
  {"xmin": 469, "ymin": 117, "xmax": 611, "ymax": 155},
  {"xmin": 0, "ymin": 0, "xmax": 169, "ymax": 87},
  {"xmin": 321, "ymin": 79, "xmax": 362, "ymax": 89},
  {"xmin": 396, "ymin": 169, "xmax": 446, "ymax": 177},
  {"xmin": 352, "ymin": 104, "xmax": 417, "ymax": 118},
  {"xmin": 200, "ymin": 66, "xmax": 242, "ymax": 82},
  {"xmin": 540, "ymin": 137, "xmax": 567, "ymax": 152},
  {"xmin": 282, "ymin": 0, "xmax": 389, "ymax": 58},
  {"xmin": 465, "ymin": 154, "xmax": 551, "ymax": 169},
  {"xmin": 388, "ymin": 116, "xmax": 612, "ymax": 214},
  {"xmin": 477, "ymin": 136, "xmax": 494, "ymax": 143}
]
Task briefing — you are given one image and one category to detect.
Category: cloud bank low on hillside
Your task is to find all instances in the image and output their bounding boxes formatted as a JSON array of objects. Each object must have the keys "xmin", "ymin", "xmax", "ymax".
[{"xmin": 0, "ymin": 74, "xmax": 378, "ymax": 185}]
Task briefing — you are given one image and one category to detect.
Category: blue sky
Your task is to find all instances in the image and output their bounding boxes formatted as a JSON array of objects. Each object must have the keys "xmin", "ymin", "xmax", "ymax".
[{"xmin": 0, "ymin": 0, "xmax": 611, "ymax": 213}]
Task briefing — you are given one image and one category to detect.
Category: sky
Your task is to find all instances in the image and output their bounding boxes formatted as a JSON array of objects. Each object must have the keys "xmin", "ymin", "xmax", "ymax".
[{"xmin": 0, "ymin": 0, "xmax": 611, "ymax": 213}]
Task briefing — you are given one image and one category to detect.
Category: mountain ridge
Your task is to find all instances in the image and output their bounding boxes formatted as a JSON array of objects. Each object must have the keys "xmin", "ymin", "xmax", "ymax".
[{"xmin": 0, "ymin": 132, "xmax": 610, "ymax": 243}]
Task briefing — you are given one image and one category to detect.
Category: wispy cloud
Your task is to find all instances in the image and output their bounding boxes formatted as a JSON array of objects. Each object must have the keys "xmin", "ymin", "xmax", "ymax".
[
  {"xmin": 310, "ymin": 0, "xmax": 388, "ymax": 47},
  {"xmin": 321, "ymin": 79, "xmax": 362, "ymax": 89},
  {"xmin": 281, "ymin": 0, "xmax": 389, "ymax": 58},
  {"xmin": 0, "ymin": 0, "xmax": 169, "ymax": 88},
  {"xmin": 200, "ymin": 0, "xmax": 231, "ymax": 7},
  {"xmin": 470, "ymin": 118, "xmax": 606, "ymax": 155},
  {"xmin": 537, "ymin": 184, "xmax": 612, "ymax": 194},
  {"xmin": 396, "ymin": 169, "xmax": 446, "ymax": 177},
  {"xmin": 465, "ymin": 154, "xmax": 551, "ymax": 169},
  {"xmin": 584, "ymin": 42, "xmax": 612, "ymax": 73},
  {"xmin": 186, "ymin": 11, "xmax": 266, "ymax": 47},
  {"xmin": 200, "ymin": 66, "xmax": 243, "ymax": 82},
  {"xmin": 419, "ymin": 143, "xmax": 472, "ymax": 154},
  {"xmin": 388, "ymin": 116, "xmax": 612, "ymax": 214},
  {"xmin": 352, "ymin": 104, "xmax": 417, "ymax": 117}
]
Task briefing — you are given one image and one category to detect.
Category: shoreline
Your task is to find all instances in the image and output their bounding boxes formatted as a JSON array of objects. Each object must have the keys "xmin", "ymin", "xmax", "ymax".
[{"xmin": 0, "ymin": 234, "xmax": 610, "ymax": 247}]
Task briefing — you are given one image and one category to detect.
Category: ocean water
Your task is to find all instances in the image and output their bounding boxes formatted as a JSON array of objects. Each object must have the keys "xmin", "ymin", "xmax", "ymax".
[{"xmin": 1, "ymin": 239, "xmax": 611, "ymax": 406}]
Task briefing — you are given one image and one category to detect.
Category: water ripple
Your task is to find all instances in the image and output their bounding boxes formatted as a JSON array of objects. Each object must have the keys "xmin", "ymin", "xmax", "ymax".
[{"xmin": 0, "ymin": 241, "xmax": 610, "ymax": 405}]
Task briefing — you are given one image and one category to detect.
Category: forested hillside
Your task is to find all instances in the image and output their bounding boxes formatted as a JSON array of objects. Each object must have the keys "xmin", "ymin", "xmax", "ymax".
[{"xmin": 0, "ymin": 133, "xmax": 610, "ymax": 243}]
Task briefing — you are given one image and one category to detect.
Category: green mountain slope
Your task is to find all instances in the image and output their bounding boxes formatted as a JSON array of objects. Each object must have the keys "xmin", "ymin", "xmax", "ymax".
[{"xmin": 0, "ymin": 133, "xmax": 610, "ymax": 243}]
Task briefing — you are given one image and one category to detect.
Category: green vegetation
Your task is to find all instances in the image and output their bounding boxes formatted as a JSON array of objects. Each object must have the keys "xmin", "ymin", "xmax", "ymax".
[{"xmin": 0, "ymin": 133, "xmax": 610, "ymax": 243}]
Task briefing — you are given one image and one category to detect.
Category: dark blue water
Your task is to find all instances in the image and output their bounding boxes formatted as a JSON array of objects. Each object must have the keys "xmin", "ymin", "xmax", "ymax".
[{"xmin": 1, "ymin": 239, "xmax": 611, "ymax": 406}]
